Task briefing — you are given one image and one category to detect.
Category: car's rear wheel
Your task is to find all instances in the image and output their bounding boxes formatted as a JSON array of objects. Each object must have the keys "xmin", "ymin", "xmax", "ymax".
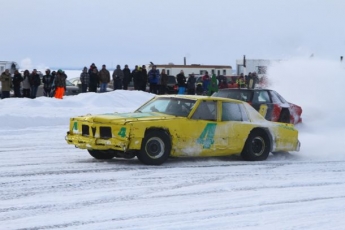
[
  {"xmin": 241, "ymin": 130, "xmax": 270, "ymax": 161},
  {"xmin": 137, "ymin": 130, "xmax": 171, "ymax": 165},
  {"xmin": 278, "ymin": 109, "xmax": 290, "ymax": 123},
  {"xmin": 88, "ymin": 150, "xmax": 116, "ymax": 159}
]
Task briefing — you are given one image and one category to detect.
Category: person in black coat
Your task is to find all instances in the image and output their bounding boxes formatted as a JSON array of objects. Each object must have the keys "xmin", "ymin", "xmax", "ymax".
[
  {"xmin": 122, "ymin": 64, "xmax": 132, "ymax": 90},
  {"xmin": 89, "ymin": 68, "xmax": 99, "ymax": 93},
  {"xmin": 29, "ymin": 69, "xmax": 41, "ymax": 99},
  {"xmin": 141, "ymin": 65, "xmax": 148, "ymax": 91},
  {"xmin": 133, "ymin": 66, "xmax": 144, "ymax": 90},
  {"xmin": 12, "ymin": 70, "xmax": 23, "ymax": 97},
  {"xmin": 186, "ymin": 73, "xmax": 196, "ymax": 95},
  {"xmin": 176, "ymin": 70, "xmax": 186, "ymax": 94}
]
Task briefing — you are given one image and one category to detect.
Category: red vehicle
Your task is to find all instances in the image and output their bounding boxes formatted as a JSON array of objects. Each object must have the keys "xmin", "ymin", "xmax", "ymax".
[{"xmin": 212, "ymin": 88, "xmax": 302, "ymax": 124}]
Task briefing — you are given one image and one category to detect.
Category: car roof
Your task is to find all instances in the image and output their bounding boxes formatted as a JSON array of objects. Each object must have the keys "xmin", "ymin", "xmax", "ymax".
[
  {"xmin": 218, "ymin": 88, "xmax": 270, "ymax": 92},
  {"xmin": 155, "ymin": 94, "xmax": 243, "ymax": 103}
]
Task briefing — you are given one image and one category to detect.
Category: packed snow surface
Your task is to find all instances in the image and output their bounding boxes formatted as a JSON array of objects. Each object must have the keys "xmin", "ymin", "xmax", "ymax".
[{"xmin": 1, "ymin": 58, "xmax": 345, "ymax": 229}]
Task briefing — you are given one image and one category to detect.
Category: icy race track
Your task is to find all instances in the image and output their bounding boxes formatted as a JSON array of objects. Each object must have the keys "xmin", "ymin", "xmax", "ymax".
[{"xmin": 0, "ymin": 126, "xmax": 344, "ymax": 230}]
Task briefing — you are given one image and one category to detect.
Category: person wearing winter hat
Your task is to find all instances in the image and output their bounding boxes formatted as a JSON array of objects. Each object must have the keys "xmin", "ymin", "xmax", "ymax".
[
  {"xmin": 12, "ymin": 69, "xmax": 23, "ymax": 97},
  {"xmin": 42, "ymin": 69, "xmax": 54, "ymax": 97},
  {"xmin": 54, "ymin": 70, "xmax": 66, "ymax": 99},
  {"xmin": 80, "ymin": 67, "xmax": 89, "ymax": 93},
  {"xmin": 112, "ymin": 65, "xmax": 124, "ymax": 90}
]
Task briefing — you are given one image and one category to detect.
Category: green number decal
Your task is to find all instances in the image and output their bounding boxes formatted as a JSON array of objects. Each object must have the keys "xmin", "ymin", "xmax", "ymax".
[
  {"xmin": 197, "ymin": 123, "xmax": 217, "ymax": 149},
  {"xmin": 118, "ymin": 127, "xmax": 126, "ymax": 137},
  {"xmin": 73, "ymin": 121, "xmax": 78, "ymax": 131}
]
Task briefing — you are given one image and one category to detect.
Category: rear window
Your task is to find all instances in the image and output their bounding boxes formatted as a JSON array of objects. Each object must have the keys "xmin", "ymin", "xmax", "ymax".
[{"xmin": 213, "ymin": 90, "xmax": 252, "ymax": 102}]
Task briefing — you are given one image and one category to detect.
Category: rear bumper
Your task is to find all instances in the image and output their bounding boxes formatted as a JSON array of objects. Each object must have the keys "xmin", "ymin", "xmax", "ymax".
[{"xmin": 296, "ymin": 140, "xmax": 301, "ymax": 152}]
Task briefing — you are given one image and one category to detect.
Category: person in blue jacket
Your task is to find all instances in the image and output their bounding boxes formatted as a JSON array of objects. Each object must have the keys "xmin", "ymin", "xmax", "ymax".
[{"xmin": 148, "ymin": 65, "xmax": 160, "ymax": 94}]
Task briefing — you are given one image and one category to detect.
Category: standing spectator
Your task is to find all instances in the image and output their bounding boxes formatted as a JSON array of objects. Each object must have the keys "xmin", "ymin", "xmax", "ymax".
[
  {"xmin": 50, "ymin": 71, "xmax": 56, "ymax": 97},
  {"xmin": 29, "ymin": 69, "xmax": 41, "ymax": 99},
  {"xmin": 89, "ymin": 68, "xmax": 99, "ymax": 93},
  {"xmin": 176, "ymin": 70, "xmax": 186, "ymax": 94},
  {"xmin": 207, "ymin": 74, "xmax": 219, "ymax": 96},
  {"xmin": 88, "ymin": 63, "xmax": 97, "ymax": 75},
  {"xmin": 42, "ymin": 69, "xmax": 54, "ymax": 97},
  {"xmin": 245, "ymin": 72, "xmax": 251, "ymax": 87},
  {"xmin": 12, "ymin": 69, "xmax": 23, "ymax": 97},
  {"xmin": 54, "ymin": 70, "xmax": 66, "ymax": 99},
  {"xmin": 0, "ymin": 69, "xmax": 11, "ymax": 99},
  {"xmin": 80, "ymin": 67, "xmax": 89, "ymax": 93},
  {"xmin": 133, "ymin": 66, "xmax": 142, "ymax": 90},
  {"xmin": 236, "ymin": 75, "xmax": 246, "ymax": 88},
  {"xmin": 202, "ymin": 71, "xmax": 210, "ymax": 95},
  {"xmin": 131, "ymin": 65, "xmax": 138, "ymax": 88},
  {"xmin": 22, "ymin": 70, "xmax": 31, "ymax": 98},
  {"xmin": 148, "ymin": 65, "xmax": 160, "ymax": 94},
  {"xmin": 251, "ymin": 72, "xmax": 259, "ymax": 89},
  {"xmin": 98, "ymin": 64, "xmax": 110, "ymax": 92},
  {"xmin": 186, "ymin": 73, "xmax": 196, "ymax": 95},
  {"xmin": 141, "ymin": 65, "xmax": 148, "ymax": 91},
  {"xmin": 122, "ymin": 65, "xmax": 131, "ymax": 90},
  {"xmin": 159, "ymin": 69, "xmax": 168, "ymax": 95},
  {"xmin": 112, "ymin": 65, "xmax": 124, "ymax": 90}
]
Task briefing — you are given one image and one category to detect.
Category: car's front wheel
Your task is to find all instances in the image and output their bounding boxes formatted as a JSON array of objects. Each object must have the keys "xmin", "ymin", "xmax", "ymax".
[
  {"xmin": 137, "ymin": 130, "xmax": 171, "ymax": 165},
  {"xmin": 88, "ymin": 150, "xmax": 116, "ymax": 160},
  {"xmin": 241, "ymin": 130, "xmax": 270, "ymax": 161}
]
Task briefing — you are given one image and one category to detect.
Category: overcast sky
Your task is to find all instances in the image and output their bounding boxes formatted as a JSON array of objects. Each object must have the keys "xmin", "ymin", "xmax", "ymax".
[{"xmin": 1, "ymin": 0, "xmax": 344, "ymax": 70}]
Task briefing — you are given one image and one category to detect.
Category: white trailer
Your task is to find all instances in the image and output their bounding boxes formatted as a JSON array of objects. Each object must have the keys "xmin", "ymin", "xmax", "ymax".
[
  {"xmin": 235, "ymin": 59, "xmax": 281, "ymax": 77},
  {"xmin": 152, "ymin": 64, "xmax": 232, "ymax": 77},
  {"xmin": 0, "ymin": 61, "xmax": 19, "ymax": 74}
]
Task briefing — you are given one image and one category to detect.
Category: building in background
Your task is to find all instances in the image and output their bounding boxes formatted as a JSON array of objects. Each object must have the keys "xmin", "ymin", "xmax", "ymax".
[
  {"xmin": 152, "ymin": 63, "xmax": 232, "ymax": 77},
  {"xmin": 0, "ymin": 61, "xmax": 19, "ymax": 74},
  {"xmin": 235, "ymin": 59, "xmax": 281, "ymax": 78}
]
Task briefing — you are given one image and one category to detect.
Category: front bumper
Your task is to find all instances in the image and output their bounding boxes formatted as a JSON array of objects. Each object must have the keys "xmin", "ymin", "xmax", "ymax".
[{"xmin": 65, "ymin": 131, "xmax": 129, "ymax": 151}]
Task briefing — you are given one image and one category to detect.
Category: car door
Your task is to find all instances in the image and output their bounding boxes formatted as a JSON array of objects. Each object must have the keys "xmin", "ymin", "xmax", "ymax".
[
  {"xmin": 176, "ymin": 100, "xmax": 234, "ymax": 157},
  {"xmin": 218, "ymin": 101, "xmax": 253, "ymax": 153},
  {"xmin": 251, "ymin": 90, "xmax": 275, "ymax": 120}
]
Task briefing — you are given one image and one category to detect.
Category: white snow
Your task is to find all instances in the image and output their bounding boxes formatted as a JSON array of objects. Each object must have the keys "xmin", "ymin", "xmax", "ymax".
[{"xmin": 1, "ymin": 58, "xmax": 345, "ymax": 229}]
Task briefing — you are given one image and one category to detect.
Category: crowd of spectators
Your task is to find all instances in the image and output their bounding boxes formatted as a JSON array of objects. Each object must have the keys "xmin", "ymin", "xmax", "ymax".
[
  {"xmin": 79, "ymin": 63, "xmax": 169, "ymax": 95},
  {"xmin": 0, "ymin": 68, "xmax": 67, "ymax": 99},
  {"xmin": 0, "ymin": 62, "xmax": 261, "ymax": 100}
]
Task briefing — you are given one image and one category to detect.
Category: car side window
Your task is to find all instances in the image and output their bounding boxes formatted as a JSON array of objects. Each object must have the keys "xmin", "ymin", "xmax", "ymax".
[
  {"xmin": 253, "ymin": 91, "xmax": 271, "ymax": 103},
  {"xmin": 270, "ymin": 90, "xmax": 282, "ymax": 103},
  {"xmin": 191, "ymin": 101, "xmax": 217, "ymax": 121},
  {"xmin": 222, "ymin": 102, "xmax": 243, "ymax": 121}
]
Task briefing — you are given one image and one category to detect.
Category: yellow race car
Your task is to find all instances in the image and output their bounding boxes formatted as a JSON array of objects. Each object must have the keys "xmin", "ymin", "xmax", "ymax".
[{"xmin": 66, "ymin": 95, "xmax": 300, "ymax": 165}]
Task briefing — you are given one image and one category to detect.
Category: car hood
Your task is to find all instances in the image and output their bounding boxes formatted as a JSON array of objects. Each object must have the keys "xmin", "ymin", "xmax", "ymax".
[{"xmin": 72, "ymin": 112, "xmax": 177, "ymax": 125}]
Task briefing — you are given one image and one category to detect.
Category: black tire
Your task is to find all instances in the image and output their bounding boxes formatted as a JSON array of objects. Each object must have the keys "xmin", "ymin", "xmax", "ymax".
[
  {"xmin": 271, "ymin": 151, "xmax": 290, "ymax": 157},
  {"xmin": 88, "ymin": 150, "xmax": 116, "ymax": 160},
  {"xmin": 241, "ymin": 130, "xmax": 270, "ymax": 161},
  {"xmin": 137, "ymin": 130, "xmax": 171, "ymax": 165},
  {"xmin": 278, "ymin": 109, "xmax": 290, "ymax": 123}
]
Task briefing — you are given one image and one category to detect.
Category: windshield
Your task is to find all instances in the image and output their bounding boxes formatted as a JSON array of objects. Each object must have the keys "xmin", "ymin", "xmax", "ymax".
[{"xmin": 136, "ymin": 97, "xmax": 196, "ymax": 117}]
